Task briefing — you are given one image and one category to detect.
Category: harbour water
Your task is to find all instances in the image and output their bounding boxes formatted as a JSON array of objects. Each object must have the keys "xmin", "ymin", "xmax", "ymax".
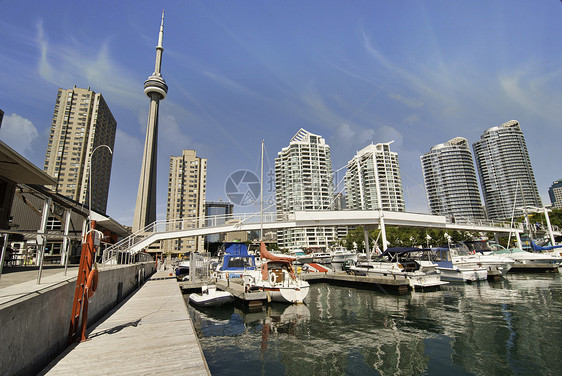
[{"xmin": 187, "ymin": 271, "xmax": 562, "ymax": 375}]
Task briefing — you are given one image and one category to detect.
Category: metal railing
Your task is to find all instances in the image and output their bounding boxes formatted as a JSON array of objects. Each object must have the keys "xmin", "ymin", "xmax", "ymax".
[{"xmin": 102, "ymin": 212, "xmax": 282, "ymax": 263}]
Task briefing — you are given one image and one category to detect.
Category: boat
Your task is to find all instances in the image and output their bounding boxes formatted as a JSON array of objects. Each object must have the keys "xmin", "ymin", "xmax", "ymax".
[
  {"xmin": 215, "ymin": 242, "xmax": 257, "ymax": 279},
  {"xmin": 189, "ymin": 285, "xmax": 234, "ymax": 307},
  {"xmin": 452, "ymin": 241, "xmax": 515, "ymax": 280},
  {"xmin": 243, "ymin": 242, "xmax": 310, "ymax": 304},
  {"xmin": 349, "ymin": 247, "xmax": 447, "ymax": 289},
  {"xmin": 330, "ymin": 246, "xmax": 358, "ymax": 263},
  {"xmin": 174, "ymin": 259, "xmax": 190, "ymax": 281},
  {"xmin": 488, "ymin": 243, "xmax": 562, "ymax": 271},
  {"xmin": 288, "ymin": 249, "xmax": 313, "ymax": 264},
  {"xmin": 428, "ymin": 247, "xmax": 488, "ymax": 282},
  {"xmin": 311, "ymin": 252, "xmax": 332, "ymax": 264}
]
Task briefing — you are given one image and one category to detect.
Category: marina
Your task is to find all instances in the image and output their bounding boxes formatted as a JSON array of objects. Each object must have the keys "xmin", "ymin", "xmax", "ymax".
[
  {"xmin": 188, "ymin": 270, "xmax": 562, "ymax": 376},
  {"xmin": 2, "ymin": 3, "xmax": 562, "ymax": 376}
]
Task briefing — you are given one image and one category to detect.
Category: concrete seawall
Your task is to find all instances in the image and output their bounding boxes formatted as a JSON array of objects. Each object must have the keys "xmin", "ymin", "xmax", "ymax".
[{"xmin": 0, "ymin": 263, "xmax": 156, "ymax": 376}]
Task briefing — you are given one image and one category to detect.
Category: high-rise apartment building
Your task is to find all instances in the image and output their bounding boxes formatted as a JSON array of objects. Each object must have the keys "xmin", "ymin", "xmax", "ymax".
[
  {"xmin": 275, "ymin": 129, "xmax": 337, "ymax": 250},
  {"xmin": 473, "ymin": 120, "xmax": 541, "ymax": 220},
  {"xmin": 166, "ymin": 150, "xmax": 206, "ymax": 255},
  {"xmin": 346, "ymin": 142, "xmax": 405, "ymax": 212},
  {"xmin": 421, "ymin": 137, "xmax": 484, "ymax": 221},
  {"xmin": 549, "ymin": 179, "xmax": 562, "ymax": 209},
  {"xmin": 44, "ymin": 86, "xmax": 116, "ymax": 214}
]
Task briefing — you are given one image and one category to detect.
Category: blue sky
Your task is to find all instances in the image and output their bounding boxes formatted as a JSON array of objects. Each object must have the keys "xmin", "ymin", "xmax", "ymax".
[{"xmin": 1, "ymin": 1, "xmax": 561, "ymax": 226}]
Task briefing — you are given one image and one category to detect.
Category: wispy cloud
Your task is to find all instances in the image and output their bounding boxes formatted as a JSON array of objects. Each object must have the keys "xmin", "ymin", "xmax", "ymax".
[
  {"xmin": 0, "ymin": 113, "xmax": 39, "ymax": 157},
  {"xmin": 499, "ymin": 66, "xmax": 562, "ymax": 125},
  {"xmin": 388, "ymin": 93, "xmax": 424, "ymax": 109},
  {"xmin": 35, "ymin": 20, "xmax": 142, "ymax": 111}
]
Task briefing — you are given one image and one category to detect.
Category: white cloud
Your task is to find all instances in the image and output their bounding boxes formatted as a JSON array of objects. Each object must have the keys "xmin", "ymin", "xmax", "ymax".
[
  {"xmin": 377, "ymin": 126, "xmax": 403, "ymax": 147},
  {"xmin": 159, "ymin": 114, "xmax": 193, "ymax": 155},
  {"xmin": 0, "ymin": 113, "xmax": 39, "ymax": 157}
]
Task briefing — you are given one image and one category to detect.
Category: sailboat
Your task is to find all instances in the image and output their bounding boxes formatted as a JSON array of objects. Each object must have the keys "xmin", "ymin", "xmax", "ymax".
[
  {"xmin": 241, "ymin": 141, "xmax": 309, "ymax": 303},
  {"xmin": 242, "ymin": 242, "xmax": 310, "ymax": 304}
]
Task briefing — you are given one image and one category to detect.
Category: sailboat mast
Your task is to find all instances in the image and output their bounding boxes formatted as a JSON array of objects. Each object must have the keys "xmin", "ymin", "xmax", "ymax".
[{"xmin": 260, "ymin": 140, "xmax": 264, "ymax": 241}]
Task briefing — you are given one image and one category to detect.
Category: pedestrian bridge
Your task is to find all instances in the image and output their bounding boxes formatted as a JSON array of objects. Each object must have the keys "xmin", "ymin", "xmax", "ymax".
[{"xmin": 102, "ymin": 210, "xmax": 547, "ymax": 260}]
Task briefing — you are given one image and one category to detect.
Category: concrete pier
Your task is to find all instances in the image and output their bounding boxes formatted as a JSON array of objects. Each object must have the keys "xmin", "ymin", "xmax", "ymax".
[{"xmin": 40, "ymin": 271, "xmax": 210, "ymax": 376}]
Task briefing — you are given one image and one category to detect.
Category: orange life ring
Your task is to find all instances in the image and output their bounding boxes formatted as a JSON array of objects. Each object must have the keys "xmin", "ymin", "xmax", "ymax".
[{"xmin": 86, "ymin": 268, "xmax": 99, "ymax": 299}]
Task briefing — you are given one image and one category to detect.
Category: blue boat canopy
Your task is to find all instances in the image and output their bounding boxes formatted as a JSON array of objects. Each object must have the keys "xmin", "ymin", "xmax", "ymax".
[{"xmin": 219, "ymin": 242, "xmax": 256, "ymax": 271}]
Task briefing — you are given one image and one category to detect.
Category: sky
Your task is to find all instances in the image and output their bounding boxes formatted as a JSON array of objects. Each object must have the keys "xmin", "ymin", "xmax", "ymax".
[{"xmin": 1, "ymin": 0, "xmax": 561, "ymax": 226}]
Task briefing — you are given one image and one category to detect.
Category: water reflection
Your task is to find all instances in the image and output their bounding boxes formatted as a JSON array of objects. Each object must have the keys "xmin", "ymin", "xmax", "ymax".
[{"xmin": 187, "ymin": 272, "xmax": 562, "ymax": 376}]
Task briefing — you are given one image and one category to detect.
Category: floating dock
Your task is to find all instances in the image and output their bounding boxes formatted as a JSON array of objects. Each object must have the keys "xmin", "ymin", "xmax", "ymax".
[{"xmin": 302, "ymin": 272, "xmax": 411, "ymax": 293}]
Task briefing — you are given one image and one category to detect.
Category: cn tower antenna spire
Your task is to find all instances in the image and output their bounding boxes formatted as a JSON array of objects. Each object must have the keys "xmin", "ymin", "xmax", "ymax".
[
  {"xmin": 132, "ymin": 11, "xmax": 169, "ymax": 232},
  {"xmin": 154, "ymin": 10, "xmax": 165, "ymax": 77}
]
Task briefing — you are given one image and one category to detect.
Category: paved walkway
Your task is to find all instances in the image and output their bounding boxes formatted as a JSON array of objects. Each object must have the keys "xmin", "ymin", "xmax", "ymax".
[
  {"xmin": 0, "ymin": 266, "xmax": 79, "ymax": 306},
  {"xmin": 39, "ymin": 270, "xmax": 210, "ymax": 376}
]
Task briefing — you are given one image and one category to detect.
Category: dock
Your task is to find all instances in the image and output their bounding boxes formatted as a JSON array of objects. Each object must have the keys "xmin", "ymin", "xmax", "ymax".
[
  {"xmin": 40, "ymin": 270, "xmax": 210, "ymax": 376},
  {"xmin": 302, "ymin": 272, "xmax": 411, "ymax": 293}
]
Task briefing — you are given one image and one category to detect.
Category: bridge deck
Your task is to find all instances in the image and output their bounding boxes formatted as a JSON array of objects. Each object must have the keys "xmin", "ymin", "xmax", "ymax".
[{"xmin": 40, "ymin": 271, "xmax": 210, "ymax": 376}]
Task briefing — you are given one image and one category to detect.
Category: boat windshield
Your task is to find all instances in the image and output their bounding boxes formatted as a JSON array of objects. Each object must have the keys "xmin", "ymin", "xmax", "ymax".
[
  {"xmin": 226, "ymin": 256, "xmax": 255, "ymax": 268},
  {"xmin": 449, "ymin": 243, "xmax": 471, "ymax": 257}
]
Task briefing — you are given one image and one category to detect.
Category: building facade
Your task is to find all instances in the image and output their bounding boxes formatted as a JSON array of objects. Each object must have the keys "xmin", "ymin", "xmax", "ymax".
[
  {"xmin": 275, "ymin": 129, "xmax": 337, "ymax": 250},
  {"xmin": 549, "ymin": 179, "xmax": 562, "ymax": 209},
  {"xmin": 165, "ymin": 150, "xmax": 206, "ymax": 255},
  {"xmin": 205, "ymin": 201, "xmax": 233, "ymax": 244},
  {"xmin": 346, "ymin": 142, "xmax": 405, "ymax": 212},
  {"xmin": 43, "ymin": 87, "xmax": 116, "ymax": 214},
  {"xmin": 473, "ymin": 120, "xmax": 541, "ymax": 220},
  {"xmin": 421, "ymin": 137, "xmax": 484, "ymax": 221}
]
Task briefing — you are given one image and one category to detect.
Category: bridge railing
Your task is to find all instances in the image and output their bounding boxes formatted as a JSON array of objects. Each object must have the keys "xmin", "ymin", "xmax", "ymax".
[
  {"xmin": 445, "ymin": 216, "xmax": 521, "ymax": 230},
  {"xmin": 102, "ymin": 211, "xmax": 282, "ymax": 262}
]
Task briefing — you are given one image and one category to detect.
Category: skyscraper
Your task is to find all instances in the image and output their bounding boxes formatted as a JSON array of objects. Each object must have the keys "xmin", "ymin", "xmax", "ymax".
[
  {"xmin": 166, "ymin": 150, "xmax": 207, "ymax": 254},
  {"xmin": 421, "ymin": 137, "xmax": 484, "ymax": 221},
  {"xmin": 44, "ymin": 86, "xmax": 116, "ymax": 214},
  {"xmin": 205, "ymin": 201, "xmax": 233, "ymax": 247},
  {"xmin": 275, "ymin": 129, "xmax": 336, "ymax": 250},
  {"xmin": 345, "ymin": 142, "xmax": 405, "ymax": 212},
  {"xmin": 473, "ymin": 120, "xmax": 541, "ymax": 220},
  {"xmin": 133, "ymin": 11, "xmax": 168, "ymax": 232},
  {"xmin": 548, "ymin": 179, "xmax": 562, "ymax": 209}
]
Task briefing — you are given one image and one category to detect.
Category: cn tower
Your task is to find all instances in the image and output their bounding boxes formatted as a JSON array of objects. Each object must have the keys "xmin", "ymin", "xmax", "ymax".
[{"xmin": 132, "ymin": 11, "xmax": 168, "ymax": 232}]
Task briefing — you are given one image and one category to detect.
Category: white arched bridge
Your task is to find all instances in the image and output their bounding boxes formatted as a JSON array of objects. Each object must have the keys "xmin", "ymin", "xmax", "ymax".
[{"xmin": 101, "ymin": 210, "xmax": 559, "ymax": 261}]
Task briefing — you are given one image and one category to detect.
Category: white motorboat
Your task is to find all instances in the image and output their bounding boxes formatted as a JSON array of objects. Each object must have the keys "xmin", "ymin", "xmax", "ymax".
[
  {"xmin": 311, "ymin": 252, "xmax": 332, "ymax": 264},
  {"xmin": 189, "ymin": 285, "xmax": 234, "ymax": 307},
  {"xmin": 349, "ymin": 247, "xmax": 447, "ymax": 289},
  {"xmin": 489, "ymin": 244, "xmax": 562, "ymax": 271},
  {"xmin": 429, "ymin": 247, "xmax": 488, "ymax": 282},
  {"xmin": 243, "ymin": 242, "xmax": 310, "ymax": 304},
  {"xmin": 330, "ymin": 246, "xmax": 358, "ymax": 263},
  {"xmin": 452, "ymin": 242, "xmax": 515, "ymax": 279},
  {"xmin": 215, "ymin": 242, "xmax": 257, "ymax": 279},
  {"xmin": 174, "ymin": 260, "xmax": 190, "ymax": 281}
]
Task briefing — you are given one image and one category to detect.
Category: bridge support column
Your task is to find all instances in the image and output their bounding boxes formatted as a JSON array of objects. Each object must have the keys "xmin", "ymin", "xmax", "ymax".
[
  {"xmin": 363, "ymin": 228, "xmax": 370, "ymax": 260},
  {"xmin": 379, "ymin": 214, "xmax": 388, "ymax": 251}
]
